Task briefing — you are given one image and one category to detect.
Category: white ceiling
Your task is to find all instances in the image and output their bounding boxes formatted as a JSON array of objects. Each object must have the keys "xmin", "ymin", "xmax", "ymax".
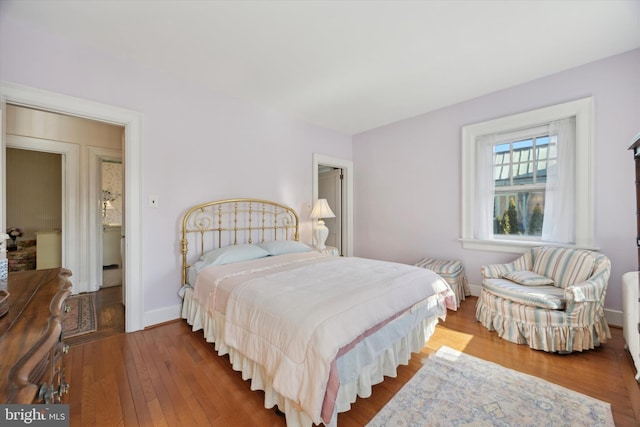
[{"xmin": 4, "ymin": 0, "xmax": 640, "ymax": 135}]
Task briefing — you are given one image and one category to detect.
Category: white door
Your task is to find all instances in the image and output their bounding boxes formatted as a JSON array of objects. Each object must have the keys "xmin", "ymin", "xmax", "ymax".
[{"xmin": 318, "ymin": 169, "xmax": 342, "ymax": 254}]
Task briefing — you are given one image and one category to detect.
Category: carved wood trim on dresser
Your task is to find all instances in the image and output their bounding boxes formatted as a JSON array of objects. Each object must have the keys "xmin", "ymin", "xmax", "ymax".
[{"xmin": 0, "ymin": 268, "xmax": 72, "ymax": 404}]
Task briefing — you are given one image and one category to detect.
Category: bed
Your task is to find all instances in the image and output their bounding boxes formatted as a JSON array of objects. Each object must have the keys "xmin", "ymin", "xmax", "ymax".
[{"xmin": 179, "ymin": 198, "xmax": 456, "ymax": 426}]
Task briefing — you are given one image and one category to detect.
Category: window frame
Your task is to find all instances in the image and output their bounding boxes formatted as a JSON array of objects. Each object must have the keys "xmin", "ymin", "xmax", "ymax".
[{"xmin": 460, "ymin": 97, "xmax": 596, "ymax": 253}]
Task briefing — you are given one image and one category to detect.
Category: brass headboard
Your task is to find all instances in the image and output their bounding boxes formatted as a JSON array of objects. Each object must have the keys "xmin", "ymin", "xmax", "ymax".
[{"xmin": 180, "ymin": 198, "xmax": 300, "ymax": 286}]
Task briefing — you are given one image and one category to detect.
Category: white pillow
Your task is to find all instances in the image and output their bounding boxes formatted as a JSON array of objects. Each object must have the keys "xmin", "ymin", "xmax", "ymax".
[
  {"xmin": 501, "ymin": 270, "xmax": 555, "ymax": 286},
  {"xmin": 257, "ymin": 240, "xmax": 312, "ymax": 256},
  {"xmin": 200, "ymin": 244, "xmax": 269, "ymax": 266}
]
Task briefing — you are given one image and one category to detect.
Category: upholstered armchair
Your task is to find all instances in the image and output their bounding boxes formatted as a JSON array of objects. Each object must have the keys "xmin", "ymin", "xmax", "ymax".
[{"xmin": 476, "ymin": 246, "xmax": 611, "ymax": 353}]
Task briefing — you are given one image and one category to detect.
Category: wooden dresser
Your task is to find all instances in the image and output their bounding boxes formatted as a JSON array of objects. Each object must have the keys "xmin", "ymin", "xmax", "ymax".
[{"xmin": 0, "ymin": 268, "xmax": 72, "ymax": 403}]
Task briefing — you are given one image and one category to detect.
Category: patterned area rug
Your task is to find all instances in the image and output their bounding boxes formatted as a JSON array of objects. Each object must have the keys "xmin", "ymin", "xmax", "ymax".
[
  {"xmin": 367, "ymin": 346, "xmax": 614, "ymax": 427},
  {"xmin": 63, "ymin": 293, "xmax": 97, "ymax": 338}
]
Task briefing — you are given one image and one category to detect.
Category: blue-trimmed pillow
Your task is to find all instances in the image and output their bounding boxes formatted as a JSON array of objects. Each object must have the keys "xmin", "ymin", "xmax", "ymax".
[
  {"xmin": 501, "ymin": 270, "xmax": 555, "ymax": 286},
  {"xmin": 200, "ymin": 244, "xmax": 269, "ymax": 266},
  {"xmin": 257, "ymin": 240, "xmax": 312, "ymax": 256}
]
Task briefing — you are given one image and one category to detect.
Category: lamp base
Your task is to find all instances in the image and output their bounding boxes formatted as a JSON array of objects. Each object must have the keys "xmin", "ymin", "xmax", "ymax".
[{"xmin": 313, "ymin": 220, "xmax": 329, "ymax": 250}]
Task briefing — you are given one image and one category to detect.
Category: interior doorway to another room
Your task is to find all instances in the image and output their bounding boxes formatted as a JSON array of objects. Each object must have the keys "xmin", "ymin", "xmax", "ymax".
[
  {"xmin": 317, "ymin": 166, "xmax": 343, "ymax": 254},
  {"xmin": 4, "ymin": 104, "xmax": 125, "ymax": 331},
  {"xmin": 313, "ymin": 153, "xmax": 354, "ymax": 257},
  {"xmin": 101, "ymin": 159, "xmax": 123, "ymax": 290},
  {"xmin": 5, "ymin": 148, "xmax": 62, "ymax": 273},
  {"xmin": 1, "ymin": 82, "xmax": 144, "ymax": 332}
]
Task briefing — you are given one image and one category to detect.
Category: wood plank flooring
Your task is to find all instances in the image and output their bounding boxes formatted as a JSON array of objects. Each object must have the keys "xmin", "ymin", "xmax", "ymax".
[
  {"xmin": 66, "ymin": 297, "xmax": 640, "ymax": 426},
  {"xmin": 65, "ymin": 285, "xmax": 125, "ymax": 347}
]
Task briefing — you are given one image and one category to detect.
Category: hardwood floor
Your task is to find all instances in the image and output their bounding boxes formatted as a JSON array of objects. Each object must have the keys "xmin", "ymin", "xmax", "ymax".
[
  {"xmin": 65, "ymin": 285, "xmax": 125, "ymax": 346},
  {"xmin": 65, "ymin": 297, "xmax": 640, "ymax": 426}
]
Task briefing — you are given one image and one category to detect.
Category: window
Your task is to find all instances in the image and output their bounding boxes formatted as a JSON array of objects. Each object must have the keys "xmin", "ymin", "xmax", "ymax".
[
  {"xmin": 461, "ymin": 97, "xmax": 595, "ymax": 253},
  {"xmin": 493, "ymin": 133, "xmax": 551, "ymax": 238}
]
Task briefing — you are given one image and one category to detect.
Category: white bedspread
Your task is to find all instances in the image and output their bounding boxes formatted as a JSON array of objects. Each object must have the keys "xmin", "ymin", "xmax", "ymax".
[{"xmin": 204, "ymin": 254, "xmax": 455, "ymax": 424}]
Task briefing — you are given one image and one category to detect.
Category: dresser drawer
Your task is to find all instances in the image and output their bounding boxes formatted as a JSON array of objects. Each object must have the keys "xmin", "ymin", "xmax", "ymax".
[{"xmin": 0, "ymin": 268, "xmax": 72, "ymax": 403}]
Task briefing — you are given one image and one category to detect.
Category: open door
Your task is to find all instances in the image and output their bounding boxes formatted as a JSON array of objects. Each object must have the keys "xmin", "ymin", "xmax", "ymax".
[
  {"xmin": 318, "ymin": 168, "xmax": 343, "ymax": 254},
  {"xmin": 312, "ymin": 154, "xmax": 354, "ymax": 257}
]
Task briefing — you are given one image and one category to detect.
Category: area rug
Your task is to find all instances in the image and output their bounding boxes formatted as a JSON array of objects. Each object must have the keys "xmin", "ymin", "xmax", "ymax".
[
  {"xmin": 63, "ymin": 293, "xmax": 97, "ymax": 338},
  {"xmin": 367, "ymin": 346, "xmax": 614, "ymax": 427}
]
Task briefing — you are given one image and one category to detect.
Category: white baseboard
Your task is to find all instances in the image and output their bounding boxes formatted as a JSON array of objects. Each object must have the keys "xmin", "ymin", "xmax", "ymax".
[
  {"xmin": 605, "ymin": 308, "xmax": 623, "ymax": 328},
  {"xmin": 467, "ymin": 282, "xmax": 623, "ymax": 327},
  {"xmin": 144, "ymin": 303, "xmax": 182, "ymax": 328},
  {"xmin": 468, "ymin": 283, "xmax": 482, "ymax": 297}
]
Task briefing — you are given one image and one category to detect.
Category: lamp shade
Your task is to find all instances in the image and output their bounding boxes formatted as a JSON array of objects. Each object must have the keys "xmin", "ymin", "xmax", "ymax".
[{"xmin": 309, "ymin": 199, "xmax": 335, "ymax": 219}]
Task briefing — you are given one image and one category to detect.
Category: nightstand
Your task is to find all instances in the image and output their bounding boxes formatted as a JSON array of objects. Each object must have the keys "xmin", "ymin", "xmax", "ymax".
[{"xmin": 314, "ymin": 246, "xmax": 340, "ymax": 256}]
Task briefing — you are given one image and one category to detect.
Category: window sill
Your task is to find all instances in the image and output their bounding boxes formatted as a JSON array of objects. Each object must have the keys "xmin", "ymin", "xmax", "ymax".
[{"xmin": 459, "ymin": 238, "xmax": 600, "ymax": 254}]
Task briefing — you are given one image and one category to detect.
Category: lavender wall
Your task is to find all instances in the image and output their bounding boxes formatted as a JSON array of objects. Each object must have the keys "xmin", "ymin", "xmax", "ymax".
[
  {"xmin": 2, "ymin": 9, "xmax": 638, "ymax": 318},
  {"xmin": 0, "ymin": 14, "xmax": 352, "ymax": 316},
  {"xmin": 353, "ymin": 49, "xmax": 640, "ymax": 312}
]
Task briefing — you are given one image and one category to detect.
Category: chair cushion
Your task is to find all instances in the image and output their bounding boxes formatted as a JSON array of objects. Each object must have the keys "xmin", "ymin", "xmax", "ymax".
[
  {"xmin": 501, "ymin": 270, "xmax": 555, "ymax": 286},
  {"xmin": 532, "ymin": 247, "xmax": 596, "ymax": 288},
  {"xmin": 414, "ymin": 258, "xmax": 463, "ymax": 275},
  {"xmin": 483, "ymin": 278, "xmax": 566, "ymax": 310}
]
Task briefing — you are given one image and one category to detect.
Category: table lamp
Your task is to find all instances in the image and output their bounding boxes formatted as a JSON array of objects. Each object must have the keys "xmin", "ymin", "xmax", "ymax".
[{"xmin": 310, "ymin": 199, "xmax": 335, "ymax": 250}]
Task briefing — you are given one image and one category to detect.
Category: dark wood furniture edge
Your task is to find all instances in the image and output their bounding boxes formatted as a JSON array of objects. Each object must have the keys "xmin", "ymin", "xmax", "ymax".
[{"xmin": 2, "ymin": 269, "xmax": 72, "ymax": 403}]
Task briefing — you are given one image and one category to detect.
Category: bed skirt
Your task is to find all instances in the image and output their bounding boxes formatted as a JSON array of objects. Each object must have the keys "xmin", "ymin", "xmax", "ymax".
[{"xmin": 181, "ymin": 287, "xmax": 444, "ymax": 426}]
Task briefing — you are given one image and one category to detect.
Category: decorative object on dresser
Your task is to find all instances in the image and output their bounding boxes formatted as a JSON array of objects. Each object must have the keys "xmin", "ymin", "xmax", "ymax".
[
  {"xmin": 0, "ymin": 268, "xmax": 72, "ymax": 404},
  {"xmin": 309, "ymin": 198, "xmax": 335, "ymax": 250},
  {"xmin": 626, "ymin": 131, "xmax": 640, "ymax": 381}
]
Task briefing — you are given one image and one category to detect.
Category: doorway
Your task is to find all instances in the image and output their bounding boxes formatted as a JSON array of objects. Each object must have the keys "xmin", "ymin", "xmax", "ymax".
[
  {"xmin": 313, "ymin": 154, "xmax": 354, "ymax": 257},
  {"xmin": 5, "ymin": 148, "xmax": 62, "ymax": 272},
  {"xmin": 4, "ymin": 105, "xmax": 125, "ymax": 335},
  {"xmin": 318, "ymin": 166, "xmax": 343, "ymax": 254},
  {"xmin": 100, "ymin": 159, "xmax": 123, "ymax": 291},
  {"xmin": 1, "ymin": 82, "xmax": 144, "ymax": 332}
]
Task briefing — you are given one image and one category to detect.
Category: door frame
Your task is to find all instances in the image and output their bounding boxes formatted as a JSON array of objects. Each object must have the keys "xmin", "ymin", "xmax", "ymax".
[
  {"xmin": 312, "ymin": 153, "xmax": 353, "ymax": 257},
  {"xmin": 88, "ymin": 147, "xmax": 123, "ymax": 291},
  {"xmin": 0, "ymin": 81, "xmax": 144, "ymax": 333},
  {"xmin": 6, "ymin": 136, "xmax": 78, "ymax": 277}
]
